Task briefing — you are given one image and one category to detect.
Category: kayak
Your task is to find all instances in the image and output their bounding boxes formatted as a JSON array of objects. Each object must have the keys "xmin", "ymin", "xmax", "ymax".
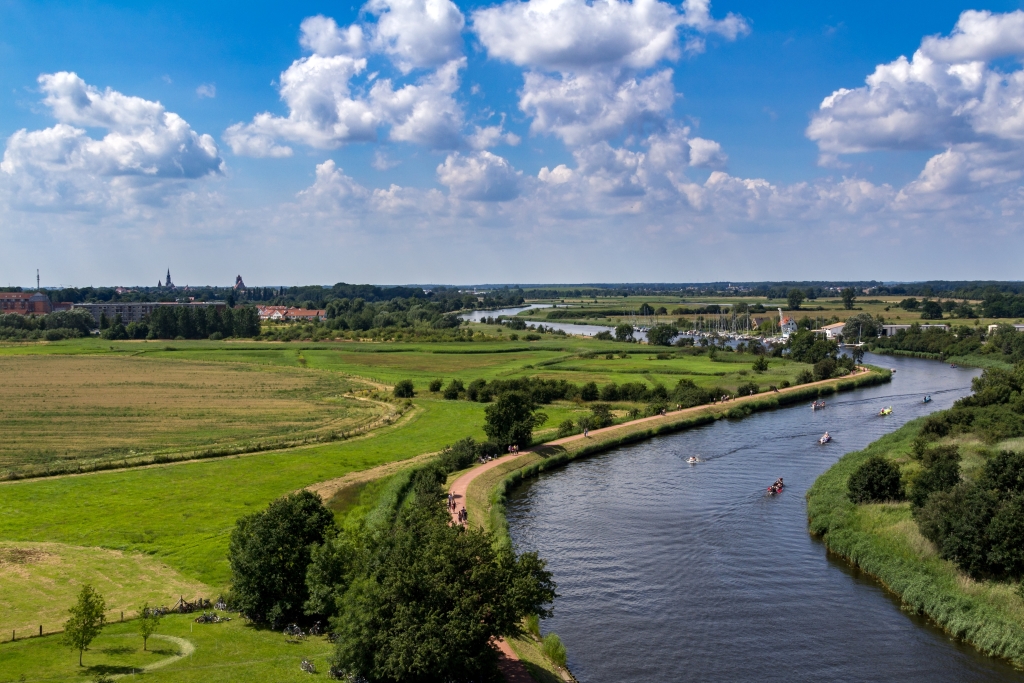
[
  {"xmin": 878, "ymin": 407, "xmax": 893, "ymax": 416},
  {"xmin": 819, "ymin": 434, "xmax": 831, "ymax": 444},
  {"xmin": 767, "ymin": 484, "xmax": 784, "ymax": 495},
  {"xmin": 923, "ymin": 396, "xmax": 932, "ymax": 403},
  {"xmin": 687, "ymin": 457, "xmax": 699, "ymax": 464}
]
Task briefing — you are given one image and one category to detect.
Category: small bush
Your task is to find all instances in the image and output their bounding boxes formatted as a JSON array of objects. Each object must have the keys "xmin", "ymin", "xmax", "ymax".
[
  {"xmin": 393, "ymin": 379, "xmax": 415, "ymax": 398},
  {"xmin": 910, "ymin": 445, "xmax": 961, "ymax": 508},
  {"xmin": 442, "ymin": 379, "xmax": 464, "ymax": 400},
  {"xmin": 428, "ymin": 378, "xmax": 443, "ymax": 392},
  {"xmin": 752, "ymin": 356, "xmax": 769, "ymax": 373},
  {"xmin": 556, "ymin": 420, "xmax": 576, "ymax": 438},
  {"xmin": 736, "ymin": 381, "xmax": 760, "ymax": 396},
  {"xmin": 848, "ymin": 455, "xmax": 904, "ymax": 503},
  {"xmin": 779, "ymin": 380, "xmax": 791, "ymax": 389},
  {"xmin": 542, "ymin": 633, "xmax": 567, "ymax": 668},
  {"xmin": 209, "ymin": 331, "xmax": 224, "ymax": 341},
  {"xmin": 524, "ymin": 333, "xmax": 542, "ymax": 341},
  {"xmin": 796, "ymin": 369, "xmax": 814, "ymax": 385},
  {"xmin": 509, "ymin": 333, "xmax": 519, "ymax": 341}
]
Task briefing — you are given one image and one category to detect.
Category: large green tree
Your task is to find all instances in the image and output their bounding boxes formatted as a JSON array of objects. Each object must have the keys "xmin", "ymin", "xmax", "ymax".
[
  {"xmin": 646, "ymin": 323, "xmax": 678, "ymax": 346},
  {"xmin": 228, "ymin": 490, "xmax": 336, "ymax": 625},
  {"xmin": 614, "ymin": 323, "xmax": 635, "ymax": 342},
  {"xmin": 62, "ymin": 585, "xmax": 106, "ymax": 666},
  {"xmin": 483, "ymin": 391, "xmax": 547, "ymax": 449},
  {"xmin": 787, "ymin": 288, "xmax": 805, "ymax": 310},
  {"xmin": 330, "ymin": 504, "xmax": 556, "ymax": 683}
]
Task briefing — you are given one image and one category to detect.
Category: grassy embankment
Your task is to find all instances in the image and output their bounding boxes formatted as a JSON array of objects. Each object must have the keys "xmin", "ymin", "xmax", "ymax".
[{"xmin": 806, "ymin": 420, "xmax": 1024, "ymax": 668}]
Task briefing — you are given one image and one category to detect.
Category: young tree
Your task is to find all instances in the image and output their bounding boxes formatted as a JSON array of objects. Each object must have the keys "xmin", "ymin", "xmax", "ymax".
[
  {"xmin": 752, "ymin": 356, "xmax": 769, "ymax": 373},
  {"xmin": 841, "ymin": 287, "xmax": 857, "ymax": 310},
  {"xmin": 228, "ymin": 491, "xmax": 336, "ymax": 625},
  {"xmin": 787, "ymin": 289, "xmax": 805, "ymax": 310},
  {"xmin": 62, "ymin": 585, "xmax": 106, "ymax": 666},
  {"xmin": 483, "ymin": 391, "xmax": 547, "ymax": 449},
  {"xmin": 138, "ymin": 603, "xmax": 162, "ymax": 651}
]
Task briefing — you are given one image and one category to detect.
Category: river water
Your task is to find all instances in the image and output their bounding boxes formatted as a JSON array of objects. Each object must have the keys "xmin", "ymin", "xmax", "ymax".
[{"xmin": 505, "ymin": 353, "xmax": 1024, "ymax": 682}]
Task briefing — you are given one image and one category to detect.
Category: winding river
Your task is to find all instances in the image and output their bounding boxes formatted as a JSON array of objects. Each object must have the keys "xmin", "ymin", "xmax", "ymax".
[{"xmin": 506, "ymin": 353, "xmax": 1024, "ymax": 682}]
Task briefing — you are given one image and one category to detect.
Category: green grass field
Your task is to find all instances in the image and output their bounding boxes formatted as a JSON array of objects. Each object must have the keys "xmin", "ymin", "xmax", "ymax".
[{"xmin": 0, "ymin": 612, "xmax": 335, "ymax": 683}]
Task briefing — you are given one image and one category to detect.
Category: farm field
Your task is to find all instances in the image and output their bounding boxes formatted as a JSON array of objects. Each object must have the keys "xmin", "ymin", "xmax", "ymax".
[{"xmin": 0, "ymin": 353, "xmax": 383, "ymax": 479}]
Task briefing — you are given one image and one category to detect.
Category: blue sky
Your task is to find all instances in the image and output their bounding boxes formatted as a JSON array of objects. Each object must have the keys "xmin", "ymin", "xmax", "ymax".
[{"xmin": 1, "ymin": 0, "xmax": 1023, "ymax": 287}]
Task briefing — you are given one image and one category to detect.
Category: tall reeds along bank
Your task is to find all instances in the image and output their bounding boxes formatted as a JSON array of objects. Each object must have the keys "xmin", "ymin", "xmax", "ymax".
[{"xmin": 806, "ymin": 419, "xmax": 1024, "ymax": 668}]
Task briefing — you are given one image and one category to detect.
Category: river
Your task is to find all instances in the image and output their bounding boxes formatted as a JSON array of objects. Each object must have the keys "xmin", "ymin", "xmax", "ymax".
[{"xmin": 505, "ymin": 353, "xmax": 1024, "ymax": 682}]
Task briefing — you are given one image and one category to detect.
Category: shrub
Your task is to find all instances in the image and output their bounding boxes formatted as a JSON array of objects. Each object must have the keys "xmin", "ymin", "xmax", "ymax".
[
  {"xmin": 542, "ymin": 633, "xmax": 567, "ymax": 668},
  {"xmin": 736, "ymin": 381, "xmax": 760, "ymax": 396},
  {"xmin": 443, "ymin": 379, "xmax": 465, "ymax": 400},
  {"xmin": 524, "ymin": 333, "xmax": 542, "ymax": 341},
  {"xmin": 594, "ymin": 330, "xmax": 613, "ymax": 340},
  {"xmin": 556, "ymin": 420, "xmax": 576, "ymax": 438},
  {"xmin": 428, "ymin": 378, "xmax": 443, "ymax": 392},
  {"xmin": 393, "ymin": 379, "xmax": 415, "ymax": 398},
  {"xmin": 752, "ymin": 356, "xmax": 769, "ymax": 373},
  {"xmin": 589, "ymin": 404, "xmax": 613, "ymax": 428},
  {"xmin": 910, "ymin": 445, "xmax": 961, "ymax": 508},
  {"xmin": 779, "ymin": 380, "xmax": 791, "ymax": 389},
  {"xmin": 579, "ymin": 382, "xmax": 599, "ymax": 401},
  {"xmin": 848, "ymin": 456, "xmax": 904, "ymax": 503},
  {"xmin": 813, "ymin": 358, "xmax": 837, "ymax": 381},
  {"xmin": 209, "ymin": 331, "xmax": 223, "ymax": 341},
  {"xmin": 525, "ymin": 614, "xmax": 541, "ymax": 639},
  {"xmin": 796, "ymin": 370, "xmax": 814, "ymax": 385}
]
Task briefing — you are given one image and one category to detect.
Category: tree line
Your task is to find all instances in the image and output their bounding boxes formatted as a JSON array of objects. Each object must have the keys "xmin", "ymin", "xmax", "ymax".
[{"xmin": 101, "ymin": 306, "xmax": 260, "ymax": 340}]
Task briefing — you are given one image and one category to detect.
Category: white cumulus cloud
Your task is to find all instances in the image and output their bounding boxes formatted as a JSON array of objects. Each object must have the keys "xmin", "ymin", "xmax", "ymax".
[
  {"xmin": 1, "ymin": 72, "xmax": 222, "ymax": 209},
  {"xmin": 437, "ymin": 150, "xmax": 522, "ymax": 201},
  {"xmin": 367, "ymin": 0, "xmax": 465, "ymax": 73},
  {"xmin": 807, "ymin": 9, "xmax": 1024, "ymax": 196}
]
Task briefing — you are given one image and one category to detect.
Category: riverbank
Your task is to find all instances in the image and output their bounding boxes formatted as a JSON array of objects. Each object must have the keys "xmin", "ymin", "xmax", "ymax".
[
  {"xmin": 868, "ymin": 347, "xmax": 1013, "ymax": 371},
  {"xmin": 807, "ymin": 420, "xmax": 1024, "ymax": 669}
]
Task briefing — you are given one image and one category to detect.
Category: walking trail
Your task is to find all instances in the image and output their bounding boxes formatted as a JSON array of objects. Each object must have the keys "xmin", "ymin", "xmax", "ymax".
[{"xmin": 446, "ymin": 366, "xmax": 872, "ymax": 682}]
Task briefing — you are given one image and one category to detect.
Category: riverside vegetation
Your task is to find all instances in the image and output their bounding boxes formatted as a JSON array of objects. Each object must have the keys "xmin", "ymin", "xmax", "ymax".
[
  {"xmin": 0, "ymin": 322, "xmax": 877, "ymax": 681},
  {"xmin": 808, "ymin": 361, "xmax": 1024, "ymax": 667}
]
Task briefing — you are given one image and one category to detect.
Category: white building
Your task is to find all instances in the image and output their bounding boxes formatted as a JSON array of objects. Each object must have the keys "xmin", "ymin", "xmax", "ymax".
[
  {"xmin": 988, "ymin": 323, "xmax": 1024, "ymax": 333},
  {"xmin": 818, "ymin": 322, "xmax": 846, "ymax": 340},
  {"xmin": 880, "ymin": 323, "xmax": 949, "ymax": 337},
  {"xmin": 778, "ymin": 308, "xmax": 798, "ymax": 339}
]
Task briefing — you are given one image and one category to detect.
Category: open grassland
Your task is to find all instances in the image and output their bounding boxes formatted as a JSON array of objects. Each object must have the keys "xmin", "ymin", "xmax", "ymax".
[
  {"xmin": 0, "ymin": 612, "xmax": 335, "ymax": 683},
  {"xmin": 0, "ymin": 393, "xmax": 489, "ymax": 588},
  {"xmin": 807, "ymin": 420, "xmax": 1024, "ymax": 668},
  {"xmin": 0, "ymin": 353, "xmax": 384, "ymax": 479},
  {"xmin": 0, "ymin": 542, "xmax": 212, "ymax": 636}
]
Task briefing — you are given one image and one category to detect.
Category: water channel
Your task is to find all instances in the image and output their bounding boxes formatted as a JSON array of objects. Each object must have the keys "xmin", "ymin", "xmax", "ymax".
[{"xmin": 505, "ymin": 353, "xmax": 1024, "ymax": 682}]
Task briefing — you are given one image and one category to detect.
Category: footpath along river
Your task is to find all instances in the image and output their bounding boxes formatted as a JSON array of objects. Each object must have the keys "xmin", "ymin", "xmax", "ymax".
[{"xmin": 505, "ymin": 353, "xmax": 1024, "ymax": 682}]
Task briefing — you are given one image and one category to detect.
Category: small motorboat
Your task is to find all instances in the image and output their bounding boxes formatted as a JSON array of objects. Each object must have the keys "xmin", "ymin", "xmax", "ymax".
[
  {"xmin": 923, "ymin": 395, "xmax": 932, "ymax": 403},
  {"xmin": 687, "ymin": 456, "xmax": 699, "ymax": 464},
  {"xmin": 819, "ymin": 433, "xmax": 832, "ymax": 444},
  {"xmin": 878, "ymin": 406, "xmax": 893, "ymax": 416}
]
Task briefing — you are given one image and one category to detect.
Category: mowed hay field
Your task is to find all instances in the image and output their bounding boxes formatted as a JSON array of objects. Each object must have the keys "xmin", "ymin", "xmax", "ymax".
[
  {"xmin": 0, "ymin": 542, "xmax": 211, "ymax": 635},
  {"xmin": 0, "ymin": 354, "xmax": 385, "ymax": 478}
]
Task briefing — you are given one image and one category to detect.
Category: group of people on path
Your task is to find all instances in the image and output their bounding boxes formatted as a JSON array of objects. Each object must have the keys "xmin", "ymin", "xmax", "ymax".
[
  {"xmin": 447, "ymin": 492, "xmax": 467, "ymax": 524},
  {"xmin": 506, "ymin": 444, "xmax": 521, "ymax": 455}
]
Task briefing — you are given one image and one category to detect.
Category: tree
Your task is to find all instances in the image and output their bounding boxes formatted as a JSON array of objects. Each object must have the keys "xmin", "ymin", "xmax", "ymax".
[
  {"xmin": 428, "ymin": 378, "xmax": 443, "ymax": 392},
  {"xmin": 393, "ymin": 380, "xmax": 415, "ymax": 398},
  {"xmin": 841, "ymin": 313, "xmax": 879, "ymax": 341},
  {"xmin": 228, "ymin": 491, "xmax": 336, "ymax": 625},
  {"xmin": 841, "ymin": 287, "xmax": 857, "ymax": 310},
  {"xmin": 646, "ymin": 323, "xmax": 678, "ymax": 346},
  {"xmin": 138, "ymin": 603, "xmax": 162, "ymax": 651},
  {"xmin": 614, "ymin": 323, "xmax": 635, "ymax": 342},
  {"xmin": 787, "ymin": 289, "xmax": 805, "ymax": 310},
  {"xmin": 910, "ymin": 446, "xmax": 961, "ymax": 508},
  {"xmin": 62, "ymin": 585, "xmax": 106, "ymax": 666},
  {"xmin": 752, "ymin": 356, "xmax": 769, "ymax": 373},
  {"xmin": 848, "ymin": 456, "xmax": 904, "ymax": 503},
  {"xmin": 920, "ymin": 300, "xmax": 944, "ymax": 320},
  {"xmin": 483, "ymin": 391, "xmax": 547, "ymax": 449},
  {"xmin": 331, "ymin": 504, "xmax": 556, "ymax": 683},
  {"xmin": 638, "ymin": 302, "xmax": 655, "ymax": 316}
]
